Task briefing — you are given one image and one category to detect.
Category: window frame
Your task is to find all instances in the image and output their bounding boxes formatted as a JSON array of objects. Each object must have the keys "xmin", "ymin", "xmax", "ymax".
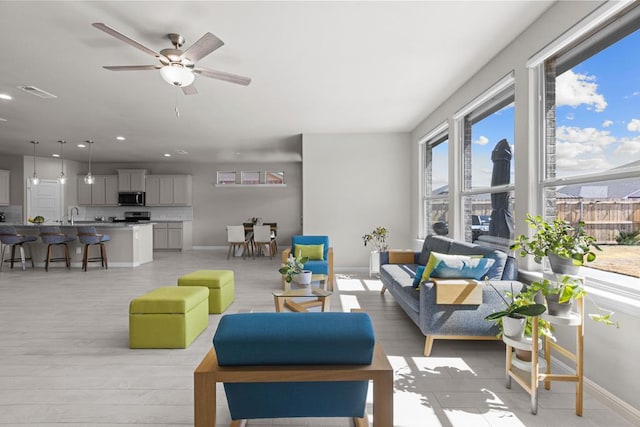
[{"xmin": 419, "ymin": 122, "xmax": 449, "ymax": 239}]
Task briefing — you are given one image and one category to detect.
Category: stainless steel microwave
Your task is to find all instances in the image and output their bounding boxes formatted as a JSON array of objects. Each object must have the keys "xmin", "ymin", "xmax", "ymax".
[{"xmin": 118, "ymin": 192, "xmax": 145, "ymax": 206}]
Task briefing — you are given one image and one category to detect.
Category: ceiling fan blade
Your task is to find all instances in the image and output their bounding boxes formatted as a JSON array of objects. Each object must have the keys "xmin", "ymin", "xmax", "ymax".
[
  {"xmin": 193, "ymin": 67, "xmax": 251, "ymax": 86},
  {"xmin": 182, "ymin": 84, "xmax": 198, "ymax": 95},
  {"xmin": 181, "ymin": 32, "xmax": 224, "ymax": 62},
  {"xmin": 103, "ymin": 65, "xmax": 160, "ymax": 71},
  {"xmin": 92, "ymin": 23, "xmax": 164, "ymax": 59}
]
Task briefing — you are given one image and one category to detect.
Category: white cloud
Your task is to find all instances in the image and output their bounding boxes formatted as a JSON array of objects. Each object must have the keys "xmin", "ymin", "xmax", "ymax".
[
  {"xmin": 556, "ymin": 126, "xmax": 616, "ymax": 150},
  {"xmin": 556, "ymin": 156, "xmax": 611, "ymax": 172},
  {"xmin": 626, "ymin": 118, "xmax": 640, "ymax": 132},
  {"xmin": 556, "ymin": 70, "xmax": 607, "ymax": 112},
  {"xmin": 615, "ymin": 137, "xmax": 640, "ymax": 154},
  {"xmin": 473, "ymin": 135, "xmax": 489, "ymax": 146},
  {"xmin": 602, "ymin": 120, "xmax": 613, "ymax": 128}
]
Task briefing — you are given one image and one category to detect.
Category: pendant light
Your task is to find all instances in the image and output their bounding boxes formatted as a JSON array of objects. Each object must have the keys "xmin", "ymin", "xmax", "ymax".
[
  {"xmin": 30, "ymin": 140, "xmax": 40, "ymax": 185},
  {"xmin": 84, "ymin": 140, "xmax": 95, "ymax": 185},
  {"xmin": 57, "ymin": 140, "xmax": 67, "ymax": 184}
]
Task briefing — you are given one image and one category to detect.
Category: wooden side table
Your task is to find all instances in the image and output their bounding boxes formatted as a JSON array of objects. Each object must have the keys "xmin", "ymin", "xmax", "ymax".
[{"xmin": 273, "ymin": 279, "xmax": 332, "ymax": 313}]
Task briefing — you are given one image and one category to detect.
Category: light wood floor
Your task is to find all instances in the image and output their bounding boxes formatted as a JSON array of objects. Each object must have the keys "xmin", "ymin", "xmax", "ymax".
[{"xmin": 0, "ymin": 249, "xmax": 632, "ymax": 426}]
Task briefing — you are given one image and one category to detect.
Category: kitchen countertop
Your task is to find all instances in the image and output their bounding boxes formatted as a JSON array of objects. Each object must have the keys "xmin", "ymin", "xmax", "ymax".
[{"xmin": 5, "ymin": 222, "xmax": 155, "ymax": 228}]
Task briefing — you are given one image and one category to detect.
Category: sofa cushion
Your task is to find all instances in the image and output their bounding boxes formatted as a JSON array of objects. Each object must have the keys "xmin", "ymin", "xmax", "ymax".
[
  {"xmin": 214, "ymin": 312, "xmax": 375, "ymax": 366},
  {"xmin": 429, "ymin": 252, "xmax": 495, "ymax": 279},
  {"xmin": 448, "ymin": 241, "xmax": 507, "ymax": 280},
  {"xmin": 412, "ymin": 266, "xmax": 426, "ymax": 287},
  {"xmin": 418, "ymin": 234, "xmax": 452, "ymax": 265}
]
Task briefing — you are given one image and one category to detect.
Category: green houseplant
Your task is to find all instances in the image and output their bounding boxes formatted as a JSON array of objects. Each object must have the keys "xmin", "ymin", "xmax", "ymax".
[
  {"xmin": 278, "ymin": 254, "xmax": 309, "ymax": 284},
  {"xmin": 484, "ymin": 280, "xmax": 547, "ymax": 341},
  {"xmin": 525, "ymin": 276, "xmax": 618, "ymax": 327},
  {"xmin": 510, "ymin": 214, "xmax": 601, "ymax": 274},
  {"xmin": 362, "ymin": 226, "xmax": 389, "ymax": 252}
]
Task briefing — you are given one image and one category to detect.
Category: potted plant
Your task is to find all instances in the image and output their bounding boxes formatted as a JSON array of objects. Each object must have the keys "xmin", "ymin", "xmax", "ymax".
[
  {"xmin": 484, "ymin": 280, "xmax": 547, "ymax": 341},
  {"xmin": 362, "ymin": 226, "xmax": 389, "ymax": 252},
  {"xmin": 278, "ymin": 254, "xmax": 310, "ymax": 284},
  {"xmin": 363, "ymin": 226, "xmax": 389, "ymax": 276},
  {"xmin": 510, "ymin": 214, "xmax": 601, "ymax": 274}
]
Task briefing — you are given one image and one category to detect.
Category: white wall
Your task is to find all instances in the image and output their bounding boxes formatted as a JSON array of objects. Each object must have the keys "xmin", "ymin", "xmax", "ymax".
[
  {"xmin": 408, "ymin": 0, "xmax": 639, "ymax": 413},
  {"xmin": 302, "ymin": 133, "xmax": 411, "ymax": 268}
]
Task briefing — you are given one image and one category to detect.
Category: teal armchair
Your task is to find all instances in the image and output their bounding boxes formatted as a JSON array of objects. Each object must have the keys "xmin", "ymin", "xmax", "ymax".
[{"xmin": 282, "ymin": 235, "xmax": 334, "ymax": 290}]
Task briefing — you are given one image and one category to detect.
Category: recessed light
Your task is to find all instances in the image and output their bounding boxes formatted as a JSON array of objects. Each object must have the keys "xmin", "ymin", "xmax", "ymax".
[
  {"xmin": 52, "ymin": 154, "xmax": 60, "ymax": 158},
  {"xmin": 0, "ymin": 94, "xmax": 12, "ymax": 100},
  {"xmin": 77, "ymin": 143, "xmax": 86, "ymax": 148},
  {"xmin": 163, "ymin": 153, "xmax": 172, "ymax": 157},
  {"xmin": 116, "ymin": 136, "xmax": 125, "ymax": 141}
]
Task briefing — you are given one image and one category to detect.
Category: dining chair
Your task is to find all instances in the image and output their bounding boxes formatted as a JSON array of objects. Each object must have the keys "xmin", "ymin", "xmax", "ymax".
[
  {"xmin": 263, "ymin": 222, "xmax": 278, "ymax": 252},
  {"xmin": 0, "ymin": 226, "xmax": 37, "ymax": 271},
  {"xmin": 226, "ymin": 226, "xmax": 251, "ymax": 260},
  {"xmin": 40, "ymin": 226, "xmax": 76, "ymax": 271},
  {"xmin": 252, "ymin": 225, "xmax": 276, "ymax": 259}
]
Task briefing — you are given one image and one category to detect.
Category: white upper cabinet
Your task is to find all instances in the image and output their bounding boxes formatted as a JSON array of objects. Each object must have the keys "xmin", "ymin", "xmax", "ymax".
[
  {"xmin": 77, "ymin": 175, "xmax": 118, "ymax": 205},
  {"xmin": 118, "ymin": 169, "xmax": 147, "ymax": 192},
  {"xmin": 146, "ymin": 175, "xmax": 192, "ymax": 206},
  {"xmin": 0, "ymin": 169, "xmax": 10, "ymax": 206}
]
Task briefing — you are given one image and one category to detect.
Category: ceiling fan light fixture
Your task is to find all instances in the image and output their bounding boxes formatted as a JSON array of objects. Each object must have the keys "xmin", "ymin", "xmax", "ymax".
[{"xmin": 160, "ymin": 64, "xmax": 194, "ymax": 87}]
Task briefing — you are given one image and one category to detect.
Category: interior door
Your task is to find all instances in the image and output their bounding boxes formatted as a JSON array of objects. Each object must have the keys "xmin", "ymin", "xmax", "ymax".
[{"xmin": 27, "ymin": 179, "xmax": 63, "ymax": 222}]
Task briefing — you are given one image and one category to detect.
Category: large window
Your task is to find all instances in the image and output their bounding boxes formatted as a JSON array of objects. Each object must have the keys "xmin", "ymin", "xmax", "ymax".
[
  {"xmin": 543, "ymin": 6, "xmax": 640, "ymax": 278},
  {"xmin": 461, "ymin": 83, "xmax": 515, "ymax": 242},
  {"xmin": 422, "ymin": 127, "xmax": 449, "ymax": 237}
]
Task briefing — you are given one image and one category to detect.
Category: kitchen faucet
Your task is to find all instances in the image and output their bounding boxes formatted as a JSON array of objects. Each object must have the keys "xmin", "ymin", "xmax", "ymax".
[{"xmin": 70, "ymin": 207, "xmax": 79, "ymax": 225}]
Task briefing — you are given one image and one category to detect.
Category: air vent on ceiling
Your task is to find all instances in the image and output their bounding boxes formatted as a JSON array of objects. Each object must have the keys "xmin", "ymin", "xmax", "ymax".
[{"xmin": 17, "ymin": 85, "xmax": 57, "ymax": 99}]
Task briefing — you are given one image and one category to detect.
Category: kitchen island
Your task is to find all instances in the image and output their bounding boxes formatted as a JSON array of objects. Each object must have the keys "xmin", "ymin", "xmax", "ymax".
[{"xmin": 5, "ymin": 222, "xmax": 153, "ymax": 268}]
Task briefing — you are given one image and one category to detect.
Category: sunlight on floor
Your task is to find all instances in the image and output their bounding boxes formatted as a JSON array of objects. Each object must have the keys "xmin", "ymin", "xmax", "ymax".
[
  {"xmin": 334, "ymin": 276, "xmax": 384, "ymax": 292},
  {"xmin": 412, "ymin": 356, "xmax": 477, "ymax": 376},
  {"xmin": 339, "ymin": 294, "xmax": 361, "ymax": 312}
]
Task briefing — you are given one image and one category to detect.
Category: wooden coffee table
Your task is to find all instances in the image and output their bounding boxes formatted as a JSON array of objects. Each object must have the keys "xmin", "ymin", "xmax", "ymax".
[{"xmin": 273, "ymin": 275, "xmax": 332, "ymax": 312}]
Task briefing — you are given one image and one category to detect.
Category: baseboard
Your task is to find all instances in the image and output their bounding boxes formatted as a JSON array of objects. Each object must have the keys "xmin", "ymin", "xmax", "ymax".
[
  {"xmin": 584, "ymin": 377, "xmax": 640, "ymax": 424},
  {"xmin": 192, "ymin": 245, "xmax": 227, "ymax": 250},
  {"xmin": 551, "ymin": 357, "xmax": 640, "ymax": 423}
]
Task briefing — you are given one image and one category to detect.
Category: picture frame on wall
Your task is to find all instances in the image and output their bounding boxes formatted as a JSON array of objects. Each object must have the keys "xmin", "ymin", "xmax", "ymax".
[
  {"xmin": 241, "ymin": 171, "xmax": 261, "ymax": 184},
  {"xmin": 266, "ymin": 171, "xmax": 285, "ymax": 184},
  {"xmin": 217, "ymin": 171, "xmax": 237, "ymax": 185}
]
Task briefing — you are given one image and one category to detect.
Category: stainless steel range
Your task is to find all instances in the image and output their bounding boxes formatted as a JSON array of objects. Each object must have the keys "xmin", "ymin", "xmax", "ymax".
[{"xmin": 112, "ymin": 211, "xmax": 151, "ymax": 223}]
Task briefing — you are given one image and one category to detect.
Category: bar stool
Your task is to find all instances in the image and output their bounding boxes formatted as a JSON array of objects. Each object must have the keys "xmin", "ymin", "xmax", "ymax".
[
  {"xmin": 39, "ymin": 226, "xmax": 76, "ymax": 271},
  {"xmin": 0, "ymin": 226, "xmax": 37, "ymax": 271},
  {"xmin": 77, "ymin": 226, "xmax": 110, "ymax": 271}
]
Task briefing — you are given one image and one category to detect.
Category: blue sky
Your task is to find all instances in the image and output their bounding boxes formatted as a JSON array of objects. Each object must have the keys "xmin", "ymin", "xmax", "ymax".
[{"xmin": 430, "ymin": 26, "xmax": 640, "ymax": 190}]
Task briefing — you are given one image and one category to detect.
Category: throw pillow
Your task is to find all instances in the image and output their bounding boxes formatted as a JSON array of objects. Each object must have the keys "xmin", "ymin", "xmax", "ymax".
[
  {"xmin": 295, "ymin": 244, "xmax": 325, "ymax": 260},
  {"xmin": 429, "ymin": 252, "xmax": 495, "ymax": 280},
  {"xmin": 412, "ymin": 266, "xmax": 426, "ymax": 288}
]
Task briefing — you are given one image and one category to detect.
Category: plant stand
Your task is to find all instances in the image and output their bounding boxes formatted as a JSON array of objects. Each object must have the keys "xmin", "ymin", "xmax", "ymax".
[{"xmin": 503, "ymin": 296, "xmax": 584, "ymax": 415}]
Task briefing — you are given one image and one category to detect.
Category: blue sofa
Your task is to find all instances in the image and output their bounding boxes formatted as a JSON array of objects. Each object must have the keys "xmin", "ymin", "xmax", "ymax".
[{"xmin": 379, "ymin": 234, "xmax": 522, "ymax": 356}]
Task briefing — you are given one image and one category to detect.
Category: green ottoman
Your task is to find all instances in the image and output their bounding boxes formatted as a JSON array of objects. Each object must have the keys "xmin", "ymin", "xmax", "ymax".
[
  {"xmin": 129, "ymin": 286, "xmax": 209, "ymax": 349},
  {"xmin": 178, "ymin": 270, "xmax": 235, "ymax": 314}
]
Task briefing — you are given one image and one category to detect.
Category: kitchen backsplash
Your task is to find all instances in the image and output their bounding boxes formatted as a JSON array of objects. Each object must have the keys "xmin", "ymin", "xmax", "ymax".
[
  {"xmin": 0, "ymin": 205, "xmax": 23, "ymax": 223},
  {"xmin": 79, "ymin": 206, "xmax": 193, "ymax": 221}
]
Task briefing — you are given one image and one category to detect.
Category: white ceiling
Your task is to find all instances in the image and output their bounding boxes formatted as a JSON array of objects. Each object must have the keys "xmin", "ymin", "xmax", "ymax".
[{"xmin": 0, "ymin": 1, "xmax": 554, "ymax": 163}]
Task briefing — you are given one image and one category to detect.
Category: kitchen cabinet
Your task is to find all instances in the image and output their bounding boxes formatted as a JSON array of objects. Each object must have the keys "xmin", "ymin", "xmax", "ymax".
[
  {"xmin": 118, "ymin": 169, "xmax": 147, "ymax": 192},
  {"xmin": 153, "ymin": 221, "xmax": 192, "ymax": 251},
  {"xmin": 0, "ymin": 169, "xmax": 10, "ymax": 205},
  {"xmin": 153, "ymin": 221, "xmax": 191, "ymax": 251},
  {"xmin": 78, "ymin": 175, "xmax": 118, "ymax": 205},
  {"xmin": 146, "ymin": 175, "xmax": 192, "ymax": 206}
]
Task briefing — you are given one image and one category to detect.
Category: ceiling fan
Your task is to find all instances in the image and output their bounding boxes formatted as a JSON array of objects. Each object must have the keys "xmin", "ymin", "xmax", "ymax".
[{"xmin": 92, "ymin": 22, "xmax": 251, "ymax": 95}]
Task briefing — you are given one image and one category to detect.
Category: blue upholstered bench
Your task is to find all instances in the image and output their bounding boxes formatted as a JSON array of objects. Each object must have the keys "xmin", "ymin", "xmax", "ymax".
[{"xmin": 194, "ymin": 312, "xmax": 394, "ymax": 427}]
